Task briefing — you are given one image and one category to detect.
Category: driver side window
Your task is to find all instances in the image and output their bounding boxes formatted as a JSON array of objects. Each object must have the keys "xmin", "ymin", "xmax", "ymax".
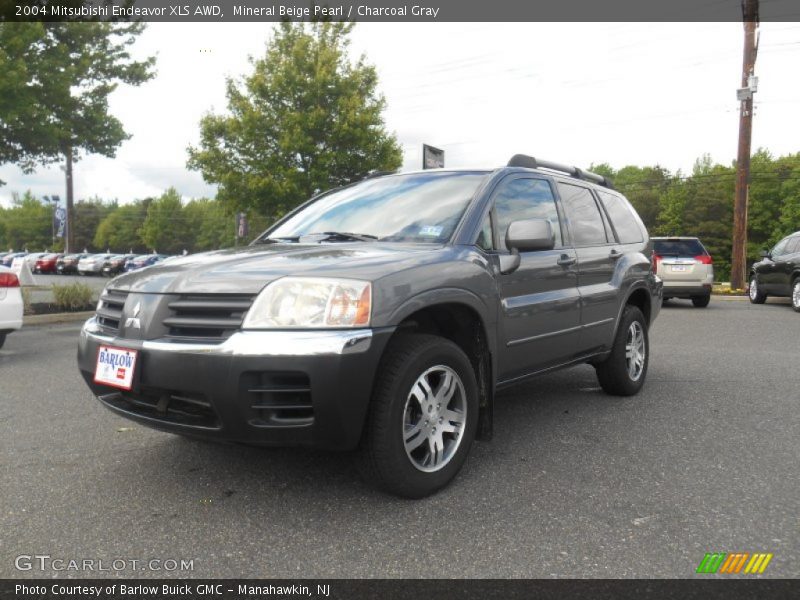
[{"xmin": 493, "ymin": 178, "xmax": 563, "ymax": 251}]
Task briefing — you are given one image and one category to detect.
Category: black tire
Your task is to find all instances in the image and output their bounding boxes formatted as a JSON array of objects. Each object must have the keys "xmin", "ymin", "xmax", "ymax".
[
  {"xmin": 358, "ymin": 333, "xmax": 479, "ymax": 498},
  {"xmin": 791, "ymin": 279, "xmax": 800, "ymax": 313},
  {"xmin": 594, "ymin": 305, "xmax": 649, "ymax": 396},
  {"xmin": 749, "ymin": 275, "xmax": 767, "ymax": 304},
  {"xmin": 692, "ymin": 295, "xmax": 711, "ymax": 308},
  {"xmin": 0, "ymin": 333, "xmax": 5, "ymax": 350}
]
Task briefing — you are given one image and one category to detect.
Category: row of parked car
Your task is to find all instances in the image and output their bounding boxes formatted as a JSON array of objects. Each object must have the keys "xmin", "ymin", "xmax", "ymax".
[{"xmin": 0, "ymin": 252, "xmax": 169, "ymax": 276}]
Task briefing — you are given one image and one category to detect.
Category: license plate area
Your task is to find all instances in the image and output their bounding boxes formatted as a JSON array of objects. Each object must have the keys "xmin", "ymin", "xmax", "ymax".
[
  {"xmin": 670, "ymin": 265, "xmax": 688, "ymax": 272},
  {"xmin": 94, "ymin": 345, "xmax": 139, "ymax": 391}
]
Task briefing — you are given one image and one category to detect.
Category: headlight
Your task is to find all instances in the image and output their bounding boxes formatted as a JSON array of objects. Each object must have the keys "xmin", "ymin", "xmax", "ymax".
[{"xmin": 242, "ymin": 277, "xmax": 371, "ymax": 329}]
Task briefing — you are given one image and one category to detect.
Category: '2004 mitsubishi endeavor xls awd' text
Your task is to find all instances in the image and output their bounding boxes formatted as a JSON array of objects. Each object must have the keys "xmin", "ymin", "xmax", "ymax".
[{"xmin": 78, "ymin": 155, "xmax": 662, "ymax": 498}]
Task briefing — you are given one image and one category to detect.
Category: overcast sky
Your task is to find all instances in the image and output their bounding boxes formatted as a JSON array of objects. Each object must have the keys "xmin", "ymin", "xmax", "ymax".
[{"xmin": 2, "ymin": 22, "xmax": 799, "ymax": 207}]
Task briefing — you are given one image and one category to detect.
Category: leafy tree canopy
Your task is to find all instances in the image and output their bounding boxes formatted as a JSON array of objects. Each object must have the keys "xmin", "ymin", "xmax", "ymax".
[{"xmin": 187, "ymin": 21, "xmax": 403, "ymax": 218}]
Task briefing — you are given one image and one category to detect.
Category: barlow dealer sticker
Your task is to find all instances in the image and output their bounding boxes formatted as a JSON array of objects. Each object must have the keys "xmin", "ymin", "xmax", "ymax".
[{"xmin": 94, "ymin": 346, "xmax": 139, "ymax": 391}]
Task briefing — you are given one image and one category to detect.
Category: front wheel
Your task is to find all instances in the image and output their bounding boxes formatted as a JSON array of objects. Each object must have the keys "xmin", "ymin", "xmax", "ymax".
[
  {"xmin": 792, "ymin": 279, "xmax": 800, "ymax": 313},
  {"xmin": 594, "ymin": 306, "xmax": 649, "ymax": 396},
  {"xmin": 749, "ymin": 276, "xmax": 767, "ymax": 304},
  {"xmin": 358, "ymin": 333, "xmax": 479, "ymax": 498}
]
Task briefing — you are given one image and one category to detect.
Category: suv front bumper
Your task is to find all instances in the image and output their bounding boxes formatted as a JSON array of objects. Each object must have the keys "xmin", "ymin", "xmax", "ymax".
[{"xmin": 77, "ymin": 317, "xmax": 393, "ymax": 450}]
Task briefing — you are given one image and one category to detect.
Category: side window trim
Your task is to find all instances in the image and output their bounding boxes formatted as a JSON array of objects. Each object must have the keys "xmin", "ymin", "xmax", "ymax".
[{"xmin": 592, "ymin": 189, "xmax": 618, "ymax": 244}]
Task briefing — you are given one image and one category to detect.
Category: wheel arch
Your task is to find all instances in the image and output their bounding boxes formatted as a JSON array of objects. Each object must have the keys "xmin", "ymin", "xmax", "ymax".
[{"xmin": 384, "ymin": 295, "xmax": 496, "ymax": 441}]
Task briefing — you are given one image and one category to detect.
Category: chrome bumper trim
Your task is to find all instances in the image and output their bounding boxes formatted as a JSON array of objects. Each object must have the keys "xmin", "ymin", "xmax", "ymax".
[{"xmin": 81, "ymin": 317, "xmax": 373, "ymax": 356}]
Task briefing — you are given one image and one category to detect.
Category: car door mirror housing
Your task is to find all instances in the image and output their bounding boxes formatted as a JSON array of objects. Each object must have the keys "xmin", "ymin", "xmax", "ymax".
[
  {"xmin": 760, "ymin": 249, "xmax": 771, "ymax": 258},
  {"xmin": 506, "ymin": 219, "xmax": 555, "ymax": 252}
]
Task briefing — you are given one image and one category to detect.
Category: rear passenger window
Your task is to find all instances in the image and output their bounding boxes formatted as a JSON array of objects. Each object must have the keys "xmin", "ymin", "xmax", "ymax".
[
  {"xmin": 557, "ymin": 183, "xmax": 608, "ymax": 246},
  {"xmin": 493, "ymin": 178, "xmax": 562, "ymax": 250},
  {"xmin": 597, "ymin": 190, "xmax": 644, "ymax": 243}
]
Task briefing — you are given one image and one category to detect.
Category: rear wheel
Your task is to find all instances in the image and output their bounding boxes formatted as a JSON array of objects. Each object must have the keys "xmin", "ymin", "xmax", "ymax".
[
  {"xmin": 692, "ymin": 295, "xmax": 711, "ymax": 308},
  {"xmin": 595, "ymin": 306, "xmax": 649, "ymax": 396},
  {"xmin": 359, "ymin": 333, "xmax": 479, "ymax": 498},
  {"xmin": 749, "ymin": 276, "xmax": 767, "ymax": 304},
  {"xmin": 792, "ymin": 279, "xmax": 800, "ymax": 313}
]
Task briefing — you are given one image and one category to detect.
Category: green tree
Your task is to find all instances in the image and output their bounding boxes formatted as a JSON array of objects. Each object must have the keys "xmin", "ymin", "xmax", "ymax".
[
  {"xmin": 183, "ymin": 198, "xmax": 232, "ymax": 252},
  {"xmin": 0, "ymin": 22, "xmax": 155, "ymax": 251},
  {"xmin": 94, "ymin": 200, "xmax": 149, "ymax": 252},
  {"xmin": 140, "ymin": 188, "xmax": 190, "ymax": 254},
  {"xmin": 0, "ymin": 191, "xmax": 54, "ymax": 250},
  {"xmin": 72, "ymin": 197, "xmax": 115, "ymax": 251},
  {"xmin": 187, "ymin": 21, "xmax": 402, "ymax": 218}
]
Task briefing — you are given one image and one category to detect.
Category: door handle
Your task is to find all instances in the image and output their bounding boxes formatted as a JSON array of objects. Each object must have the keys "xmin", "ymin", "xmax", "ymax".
[
  {"xmin": 609, "ymin": 249, "xmax": 623, "ymax": 260},
  {"xmin": 557, "ymin": 254, "xmax": 576, "ymax": 266}
]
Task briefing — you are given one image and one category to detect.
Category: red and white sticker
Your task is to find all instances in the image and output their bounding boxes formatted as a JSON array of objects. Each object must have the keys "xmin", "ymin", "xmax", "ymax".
[{"xmin": 94, "ymin": 345, "xmax": 138, "ymax": 391}]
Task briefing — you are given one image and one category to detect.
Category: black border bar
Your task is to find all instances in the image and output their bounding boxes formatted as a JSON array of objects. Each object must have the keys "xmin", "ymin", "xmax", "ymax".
[
  {"xmin": 3, "ymin": 0, "xmax": 800, "ymax": 22},
  {"xmin": 3, "ymin": 579, "xmax": 800, "ymax": 600}
]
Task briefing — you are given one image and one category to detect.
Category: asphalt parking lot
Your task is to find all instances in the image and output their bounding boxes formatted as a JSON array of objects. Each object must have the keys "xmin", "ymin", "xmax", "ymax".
[{"xmin": 1, "ymin": 297, "xmax": 798, "ymax": 579}]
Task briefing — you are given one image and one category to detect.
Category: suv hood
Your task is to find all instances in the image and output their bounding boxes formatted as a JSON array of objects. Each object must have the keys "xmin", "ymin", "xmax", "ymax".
[{"xmin": 107, "ymin": 243, "xmax": 443, "ymax": 295}]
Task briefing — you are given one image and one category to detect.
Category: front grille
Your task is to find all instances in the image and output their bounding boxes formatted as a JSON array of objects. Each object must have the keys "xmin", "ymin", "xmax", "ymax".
[
  {"xmin": 163, "ymin": 294, "xmax": 254, "ymax": 342},
  {"xmin": 104, "ymin": 387, "xmax": 220, "ymax": 429},
  {"xmin": 95, "ymin": 289, "xmax": 130, "ymax": 334},
  {"xmin": 241, "ymin": 371, "xmax": 314, "ymax": 427}
]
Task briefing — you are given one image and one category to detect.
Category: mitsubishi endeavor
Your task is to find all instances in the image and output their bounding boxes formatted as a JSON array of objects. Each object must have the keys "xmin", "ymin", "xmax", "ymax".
[{"xmin": 78, "ymin": 155, "xmax": 662, "ymax": 498}]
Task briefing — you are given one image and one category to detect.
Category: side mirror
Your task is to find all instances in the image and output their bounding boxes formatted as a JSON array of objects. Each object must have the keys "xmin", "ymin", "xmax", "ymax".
[
  {"xmin": 505, "ymin": 218, "xmax": 555, "ymax": 253},
  {"xmin": 760, "ymin": 249, "xmax": 771, "ymax": 259}
]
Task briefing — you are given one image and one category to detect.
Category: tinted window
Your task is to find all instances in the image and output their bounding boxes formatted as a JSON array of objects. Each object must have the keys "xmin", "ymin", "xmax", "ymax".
[
  {"xmin": 771, "ymin": 237, "xmax": 791, "ymax": 257},
  {"xmin": 782, "ymin": 236, "xmax": 800, "ymax": 255},
  {"xmin": 597, "ymin": 190, "xmax": 643, "ymax": 243},
  {"xmin": 653, "ymin": 239, "xmax": 706, "ymax": 257},
  {"xmin": 493, "ymin": 178, "xmax": 562, "ymax": 250},
  {"xmin": 268, "ymin": 171, "xmax": 487, "ymax": 243},
  {"xmin": 557, "ymin": 183, "xmax": 608, "ymax": 245}
]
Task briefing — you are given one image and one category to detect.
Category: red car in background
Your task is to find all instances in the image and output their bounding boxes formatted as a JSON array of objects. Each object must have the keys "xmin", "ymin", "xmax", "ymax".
[{"xmin": 34, "ymin": 253, "xmax": 64, "ymax": 274}]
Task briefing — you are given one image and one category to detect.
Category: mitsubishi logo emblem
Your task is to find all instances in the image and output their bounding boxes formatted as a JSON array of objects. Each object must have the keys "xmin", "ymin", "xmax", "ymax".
[{"xmin": 125, "ymin": 301, "xmax": 142, "ymax": 329}]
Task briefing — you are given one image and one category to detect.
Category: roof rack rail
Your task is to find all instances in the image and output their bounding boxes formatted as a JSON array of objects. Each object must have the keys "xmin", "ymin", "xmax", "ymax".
[{"xmin": 507, "ymin": 154, "xmax": 614, "ymax": 189}]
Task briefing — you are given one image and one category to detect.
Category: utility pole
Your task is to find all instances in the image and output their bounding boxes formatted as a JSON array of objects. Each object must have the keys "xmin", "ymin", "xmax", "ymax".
[
  {"xmin": 65, "ymin": 147, "xmax": 75, "ymax": 254},
  {"xmin": 731, "ymin": 0, "xmax": 759, "ymax": 290}
]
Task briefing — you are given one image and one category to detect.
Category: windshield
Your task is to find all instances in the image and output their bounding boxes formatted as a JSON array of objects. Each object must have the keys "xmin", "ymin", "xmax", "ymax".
[{"xmin": 265, "ymin": 171, "xmax": 487, "ymax": 243}]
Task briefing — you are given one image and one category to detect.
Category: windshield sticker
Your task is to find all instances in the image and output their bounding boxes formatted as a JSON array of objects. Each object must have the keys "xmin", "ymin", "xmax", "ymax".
[{"xmin": 419, "ymin": 225, "xmax": 443, "ymax": 237}]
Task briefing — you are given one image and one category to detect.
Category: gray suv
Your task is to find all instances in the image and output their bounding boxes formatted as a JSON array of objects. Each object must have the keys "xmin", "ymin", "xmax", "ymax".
[{"xmin": 77, "ymin": 155, "xmax": 662, "ymax": 498}]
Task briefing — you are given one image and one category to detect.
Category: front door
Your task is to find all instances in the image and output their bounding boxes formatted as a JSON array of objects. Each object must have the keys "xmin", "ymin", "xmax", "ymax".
[{"xmin": 489, "ymin": 176, "xmax": 580, "ymax": 381}]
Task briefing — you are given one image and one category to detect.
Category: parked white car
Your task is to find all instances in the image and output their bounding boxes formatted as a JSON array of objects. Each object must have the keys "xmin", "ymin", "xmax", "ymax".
[
  {"xmin": 0, "ymin": 266, "xmax": 24, "ymax": 349},
  {"xmin": 78, "ymin": 254, "xmax": 114, "ymax": 275}
]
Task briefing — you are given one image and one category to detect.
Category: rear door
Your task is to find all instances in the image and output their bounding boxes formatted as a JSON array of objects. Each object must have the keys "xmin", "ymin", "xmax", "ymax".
[
  {"xmin": 487, "ymin": 176, "xmax": 580, "ymax": 381},
  {"xmin": 556, "ymin": 182, "xmax": 619, "ymax": 353}
]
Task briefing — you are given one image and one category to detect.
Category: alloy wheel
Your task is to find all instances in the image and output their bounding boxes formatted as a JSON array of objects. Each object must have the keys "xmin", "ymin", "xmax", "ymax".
[
  {"xmin": 625, "ymin": 321, "xmax": 646, "ymax": 381},
  {"xmin": 402, "ymin": 365, "xmax": 467, "ymax": 473}
]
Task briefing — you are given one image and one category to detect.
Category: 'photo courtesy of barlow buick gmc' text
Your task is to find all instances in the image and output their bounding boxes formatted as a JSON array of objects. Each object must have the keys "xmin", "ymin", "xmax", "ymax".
[{"xmin": 78, "ymin": 156, "xmax": 662, "ymax": 498}]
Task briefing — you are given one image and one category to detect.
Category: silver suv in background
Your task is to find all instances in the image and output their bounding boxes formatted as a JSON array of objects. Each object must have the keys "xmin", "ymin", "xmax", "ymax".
[{"xmin": 652, "ymin": 237, "xmax": 713, "ymax": 307}]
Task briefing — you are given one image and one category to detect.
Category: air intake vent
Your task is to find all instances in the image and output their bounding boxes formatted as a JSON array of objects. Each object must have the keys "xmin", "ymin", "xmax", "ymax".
[
  {"xmin": 95, "ymin": 289, "xmax": 129, "ymax": 335},
  {"xmin": 241, "ymin": 371, "xmax": 314, "ymax": 427},
  {"xmin": 163, "ymin": 294, "xmax": 254, "ymax": 342},
  {"xmin": 106, "ymin": 388, "xmax": 220, "ymax": 429}
]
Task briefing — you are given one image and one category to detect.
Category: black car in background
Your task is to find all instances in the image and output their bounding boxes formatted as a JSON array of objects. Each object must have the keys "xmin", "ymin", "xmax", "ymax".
[
  {"xmin": 102, "ymin": 254, "xmax": 136, "ymax": 277},
  {"xmin": 57, "ymin": 253, "xmax": 88, "ymax": 274},
  {"xmin": 749, "ymin": 231, "xmax": 800, "ymax": 312}
]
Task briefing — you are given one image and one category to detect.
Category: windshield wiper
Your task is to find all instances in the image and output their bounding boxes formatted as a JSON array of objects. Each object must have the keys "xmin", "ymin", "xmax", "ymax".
[
  {"xmin": 309, "ymin": 231, "xmax": 379, "ymax": 242},
  {"xmin": 254, "ymin": 236, "xmax": 300, "ymax": 244}
]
